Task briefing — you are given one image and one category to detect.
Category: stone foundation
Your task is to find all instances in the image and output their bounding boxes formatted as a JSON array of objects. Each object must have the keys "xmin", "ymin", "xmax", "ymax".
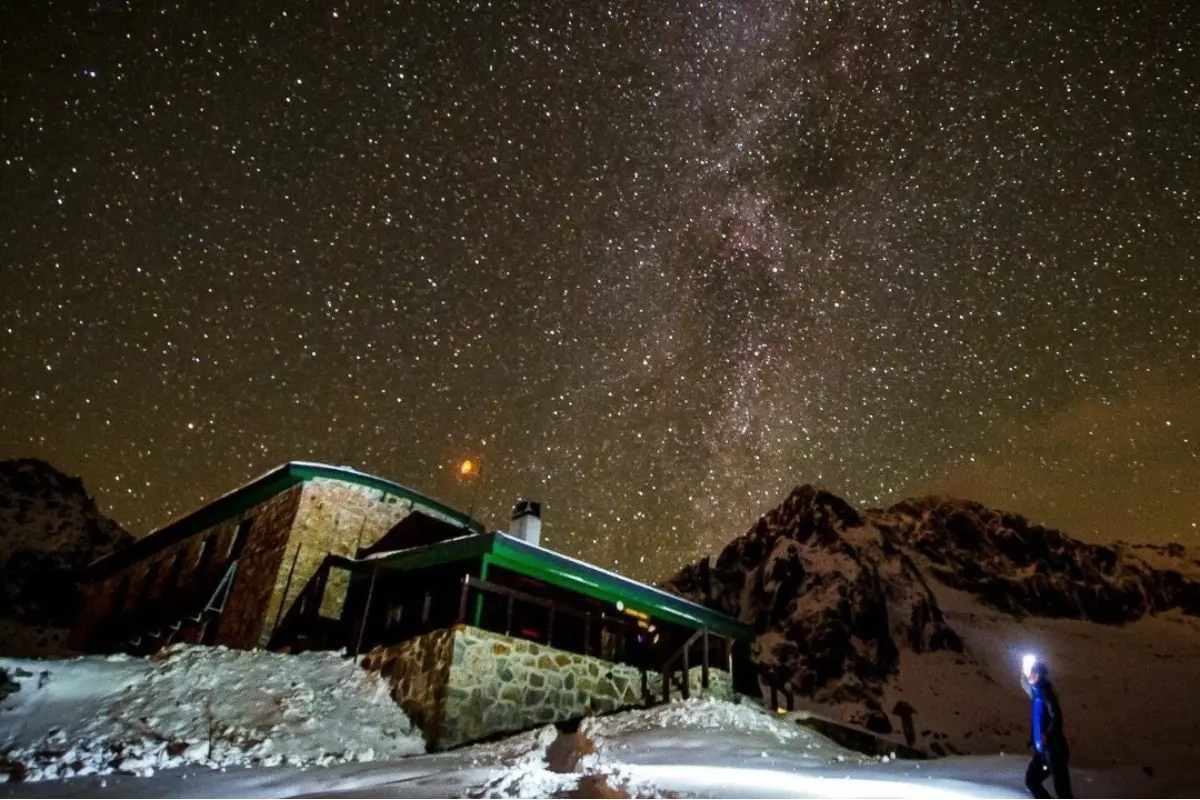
[
  {"xmin": 361, "ymin": 627, "xmax": 455, "ymax": 745},
  {"xmin": 365, "ymin": 624, "xmax": 734, "ymax": 750}
]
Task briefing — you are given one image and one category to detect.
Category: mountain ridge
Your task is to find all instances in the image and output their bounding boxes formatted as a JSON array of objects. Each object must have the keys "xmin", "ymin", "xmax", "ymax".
[
  {"xmin": 664, "ymin": 483, "xmax": 1200, "ymax": 754},
  {"xmin": 0, "ymin": 458, "xmax": 134, "ymax": 655}
]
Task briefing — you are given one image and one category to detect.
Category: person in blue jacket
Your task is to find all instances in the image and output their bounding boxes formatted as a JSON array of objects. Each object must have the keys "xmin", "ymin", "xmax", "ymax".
[{"xmin": 1021, "ymin": 658, "xmax": 1073, "ymax": 798}]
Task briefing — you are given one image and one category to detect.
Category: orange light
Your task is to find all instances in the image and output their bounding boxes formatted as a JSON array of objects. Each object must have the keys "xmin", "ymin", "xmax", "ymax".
[{"xmin": 459, "ymin": 459, "xmax": 476, "ymax": 476}]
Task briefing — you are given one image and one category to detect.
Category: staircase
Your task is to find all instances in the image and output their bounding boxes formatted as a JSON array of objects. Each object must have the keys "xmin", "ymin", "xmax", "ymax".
[{"xmin": 123, "ymin": 561, "xmax": 239, "ymax": 653}]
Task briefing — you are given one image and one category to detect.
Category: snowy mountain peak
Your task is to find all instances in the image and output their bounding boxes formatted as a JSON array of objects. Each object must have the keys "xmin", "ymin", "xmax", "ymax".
[
  {"xmin": 868, "ymin": 496, "xmax": 1200, "ymax": 624},
  {"xmin": 666, "ymin": 484, "xmax": 1200, "ymax": 747}
]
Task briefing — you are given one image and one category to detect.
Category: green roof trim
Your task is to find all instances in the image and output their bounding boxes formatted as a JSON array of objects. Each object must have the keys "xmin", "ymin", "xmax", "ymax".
[
  {"xmin": 362, "ymin": 532, "xmax": 753, "ymax": 641},
  {"xmin": 86, "ymin": 462, "xmax": 484, "ymax": 578}
]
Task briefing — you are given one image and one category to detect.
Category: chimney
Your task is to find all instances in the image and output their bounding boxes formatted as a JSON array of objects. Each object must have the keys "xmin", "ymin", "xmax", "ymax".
[{"xmin": 509, "ymin": 500, "xmax": 541, "ymax": 547}]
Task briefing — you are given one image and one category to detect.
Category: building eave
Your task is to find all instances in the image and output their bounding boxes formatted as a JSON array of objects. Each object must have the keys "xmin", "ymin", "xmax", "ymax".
[{"xmin": 357, "ymin": 532, "xmax": 754, "ymax": 641}]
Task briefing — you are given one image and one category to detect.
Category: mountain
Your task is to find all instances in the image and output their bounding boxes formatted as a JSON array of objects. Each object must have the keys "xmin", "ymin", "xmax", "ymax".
[
  {"xmin": 0, "ymin": 459, "xmax": 134, "ymax": 655},
  {"xmin": 873, "ymin": 497, "xmax": 1200, "ymax": 623},
  {"xmin": 665, "ymin": 485, "xmax": 1200, "ymax": 768}
]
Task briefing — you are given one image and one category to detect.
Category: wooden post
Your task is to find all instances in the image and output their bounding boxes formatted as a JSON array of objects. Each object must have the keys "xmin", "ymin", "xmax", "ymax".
[
  {"xmin": 681, "ymin": 637, "xmax": 690, "ymax": 699},
  {"xmin": 421, "ymin": 590, "xmax": 432, "ymax": 625},
  {"xmin": 353, "ymin": 566, "xmax": 379, "ymax": 658},
  {"xmin": 701, "ymin": 628, "xmax": 709, "ymax": 690},
  {"xmin": 505, "ymin": 595, "xmax": 514, "ymax": 636},
  {"xmin": 458, "ymin": 574, "xmax": 470, "ymax": 623}
]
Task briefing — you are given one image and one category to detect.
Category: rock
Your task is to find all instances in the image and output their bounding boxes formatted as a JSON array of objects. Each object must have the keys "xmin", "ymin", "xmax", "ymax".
[
  {"xmin": 0, "ymin": 459, "xmax": 133, "ymax": 655},
  {"xmin": 865, "ymin": 711, "xmax": 893, "ymax": 735},
  {"xmin": 662, "ymin": 483, "xmax": 1200, "ymax": 741}
]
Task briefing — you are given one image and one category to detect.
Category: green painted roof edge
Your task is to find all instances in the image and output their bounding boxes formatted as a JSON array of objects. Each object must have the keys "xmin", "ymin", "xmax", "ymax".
[
  {"xmin": 490, "ymin": 534, "xmax": 753, "ymax": 640},
  {"xmin": 85, "ymin": 462, "xmax": 484, "ymax": 579},
  {"xmin": 361, "ymin": 532, "xmax": 752, "ymax": 641},
  {"xmin": 358, "ymin": 532, "xmax": 492, "ymax": 572}
]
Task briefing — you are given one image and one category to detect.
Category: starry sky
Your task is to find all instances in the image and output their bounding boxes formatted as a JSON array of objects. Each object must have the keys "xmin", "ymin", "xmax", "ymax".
[{"xmin": 2, "ymin": 0, "xmax": 1197, "ymax": 580}]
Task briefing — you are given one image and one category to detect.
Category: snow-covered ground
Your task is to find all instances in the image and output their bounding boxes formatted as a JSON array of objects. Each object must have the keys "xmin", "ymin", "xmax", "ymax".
[
  {"xmin": 0, "ymin": 645, "xmax": 424, "ymax": 782},
  {"xmin": 877, "ymin": 584, "xmax": 1200, "ymax": 772},
  {"xmin": 4, "ymin": 645, "xmax": 1199, "ymax": 798}
]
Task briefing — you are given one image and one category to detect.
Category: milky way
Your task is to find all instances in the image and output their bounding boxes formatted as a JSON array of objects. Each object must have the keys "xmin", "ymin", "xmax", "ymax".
[{"xmin": 2, "ymin": 1, "xmax": 1197, "ymax": 579}]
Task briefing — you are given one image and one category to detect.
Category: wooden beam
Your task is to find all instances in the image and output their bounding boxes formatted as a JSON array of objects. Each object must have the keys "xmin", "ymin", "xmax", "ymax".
[{"xmin": 352, "ymin": 565, "xmax": 379, "ymax": 657}]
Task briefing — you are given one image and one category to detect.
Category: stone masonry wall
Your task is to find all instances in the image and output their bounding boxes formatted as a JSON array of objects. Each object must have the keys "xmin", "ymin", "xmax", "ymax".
[
  {"xmin": 72, "ymin": 485, "xmax": 303, "ymax": 651},
  {"xmin": 366, "ymin": 624, "xmax": 734, "ymax": 751},
  {"xmin": 213, "ymin": 484, "xmax": 303, "ymax": 647},
  {"xmin": 261, "ymin": 479, "xmax": 416, "ymax": 646},
  {"xmin": 361, "ymin": 628, "xmax": 455, "ymax": 748}
]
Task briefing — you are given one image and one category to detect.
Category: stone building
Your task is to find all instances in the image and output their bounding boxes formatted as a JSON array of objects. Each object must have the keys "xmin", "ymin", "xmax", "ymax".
[
  {"xmin": 71, "ymin": 462, "xmax": 482, "ymax": 653},
  {"xmin": 72, "ymin": 461, "xmax": 754, "ymax": 750}
]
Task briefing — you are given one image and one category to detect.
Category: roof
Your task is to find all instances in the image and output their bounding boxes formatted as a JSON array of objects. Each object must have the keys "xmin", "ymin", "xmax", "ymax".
[
  {"xmin": 359, "ymin": 510, "xmax": 469, "ymax": 557},
  {"xmin": 86, "ymin": 462, "xmax": 485, "ymax": 578},
  {"xmin": 354, "ymin": 532, "xmax": 754, "ymax": 641}
]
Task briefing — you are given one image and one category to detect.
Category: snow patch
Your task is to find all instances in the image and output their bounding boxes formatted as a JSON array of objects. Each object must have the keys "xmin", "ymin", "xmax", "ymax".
[{"xmin": 0, "ymin": 645, "xmax": 424, "ymax": 782}]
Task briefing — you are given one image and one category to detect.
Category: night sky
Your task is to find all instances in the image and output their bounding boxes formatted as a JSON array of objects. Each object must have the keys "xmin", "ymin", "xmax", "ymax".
[{"xmin": 2, "ymin": 1, "xmax": 1197, "ymax": 580}]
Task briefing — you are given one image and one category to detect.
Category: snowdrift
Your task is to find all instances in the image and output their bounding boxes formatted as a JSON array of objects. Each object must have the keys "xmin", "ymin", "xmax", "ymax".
[{"xmin": 0, "ymin": 645, "xmax": 424, "ymax": 782}]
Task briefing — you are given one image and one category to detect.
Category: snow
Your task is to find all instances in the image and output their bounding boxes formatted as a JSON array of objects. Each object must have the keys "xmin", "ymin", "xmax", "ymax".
[
  {"xmin": 0, "ymin": 645, "xmax": 424, "ymax": 782},
  {"xmin": 4, "ymin": 685, "xmax": 1199, "ymax": 798},
  {"xmin": 4, "ymin": 645, "xmax": 1200, "ymax": 797},
  {"xmin": 898, "ymin": 582, "xmax": 1200, "ymax": 771}
]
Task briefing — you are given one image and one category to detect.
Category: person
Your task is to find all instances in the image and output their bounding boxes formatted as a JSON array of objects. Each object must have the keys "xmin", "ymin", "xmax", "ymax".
[{"xmin": 1021, "ymin": 659, "xmax": 1073, "ymax": 798}]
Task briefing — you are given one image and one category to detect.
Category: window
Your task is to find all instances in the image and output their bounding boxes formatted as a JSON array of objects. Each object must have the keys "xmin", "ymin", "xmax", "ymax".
[
  {"xmin": 112, "ymin": 574, "xmax": 131, "ymax": 612},
  {"xmin": 195, "ymin": 534, "xmax": 216, "ymax": 573},
  {"xmin": 165, "ymin": 548, "xmax": 188, "ymax": 591},
  {"xmin": 228, "ymin": 518, "xmax": 253, "ymax": 559},
  {"xmin": 137, "ymin": 561, "xmax": 162, "ymax": 603},
  {"xmin": 386, "ymin": 604, "xmax": 404, "ymax": 629}
]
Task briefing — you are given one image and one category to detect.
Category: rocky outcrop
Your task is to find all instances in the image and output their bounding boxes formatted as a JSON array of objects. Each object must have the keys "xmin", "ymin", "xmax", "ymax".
[
  {"xmin": 666, "ymin": 485, "xmax": 962, "ymax": 716},
  {"xmin": 665, "ymin": 484, "xmax": 1200, "ymax": 729},
  {"xmin": 0, "ymin": 459, "xmax": 133, "ymax": 654},
  {"xmin": 869, "ymin": 497, "xmax": 1200, "ymax": 624}
]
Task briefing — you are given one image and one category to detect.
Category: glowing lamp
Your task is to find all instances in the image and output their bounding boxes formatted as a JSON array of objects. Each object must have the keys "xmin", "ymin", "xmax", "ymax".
[
  {"xmin": 1022, "ymin": 653, "xmax": 1037, "ymax": 677},
  {"xmin": 459, "ymin": 459, "xmax": 476, "ymax": 476}
]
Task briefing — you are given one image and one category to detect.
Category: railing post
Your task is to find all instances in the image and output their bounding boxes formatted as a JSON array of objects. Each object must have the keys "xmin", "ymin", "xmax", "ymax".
[
  {"xmin": 505, "ymin": 595, "xmax": 514, "ymax": 636},
  {"xmin": 701, "ymin": 628, "xmax": 709, "ymax": 690},
  {"xmin": 421, "ymin": 590, "xmax": 432, "ymax": 625},
  {"xmin": 584, "ymin": 614, "xmax": 591, "ymax": 654},
  {"xmin": 458, "ymin": 574, "xmax": 470, "ymax": 623},
  {"xmin": 681, "ymin": 638, "xmax": 690, "ymax": 699},
  {"xmin": 353, "ymin": 565, "xmax": 379, "ymax": 658},
  {"xmin": 546, "ymin": 604, "xmax": 555, "ymax": 646}
]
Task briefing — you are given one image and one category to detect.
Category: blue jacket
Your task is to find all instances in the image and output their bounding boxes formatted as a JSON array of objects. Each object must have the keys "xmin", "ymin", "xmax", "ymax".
[{"xmin": 1025, "ymin": 678, "xmax": 1065, "ymax": 753}]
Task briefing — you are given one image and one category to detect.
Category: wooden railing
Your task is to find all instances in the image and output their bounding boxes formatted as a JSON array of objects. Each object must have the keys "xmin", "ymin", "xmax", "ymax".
[{"xmin": 660, "ymin": 627, "xmax": 704, "ymax": 703}]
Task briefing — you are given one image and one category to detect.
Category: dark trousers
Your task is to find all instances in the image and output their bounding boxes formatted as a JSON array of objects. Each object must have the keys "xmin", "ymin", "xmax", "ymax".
[{"xmin": 1026, "ymin": 745, "xmax": 1073, "ymax": 799}]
